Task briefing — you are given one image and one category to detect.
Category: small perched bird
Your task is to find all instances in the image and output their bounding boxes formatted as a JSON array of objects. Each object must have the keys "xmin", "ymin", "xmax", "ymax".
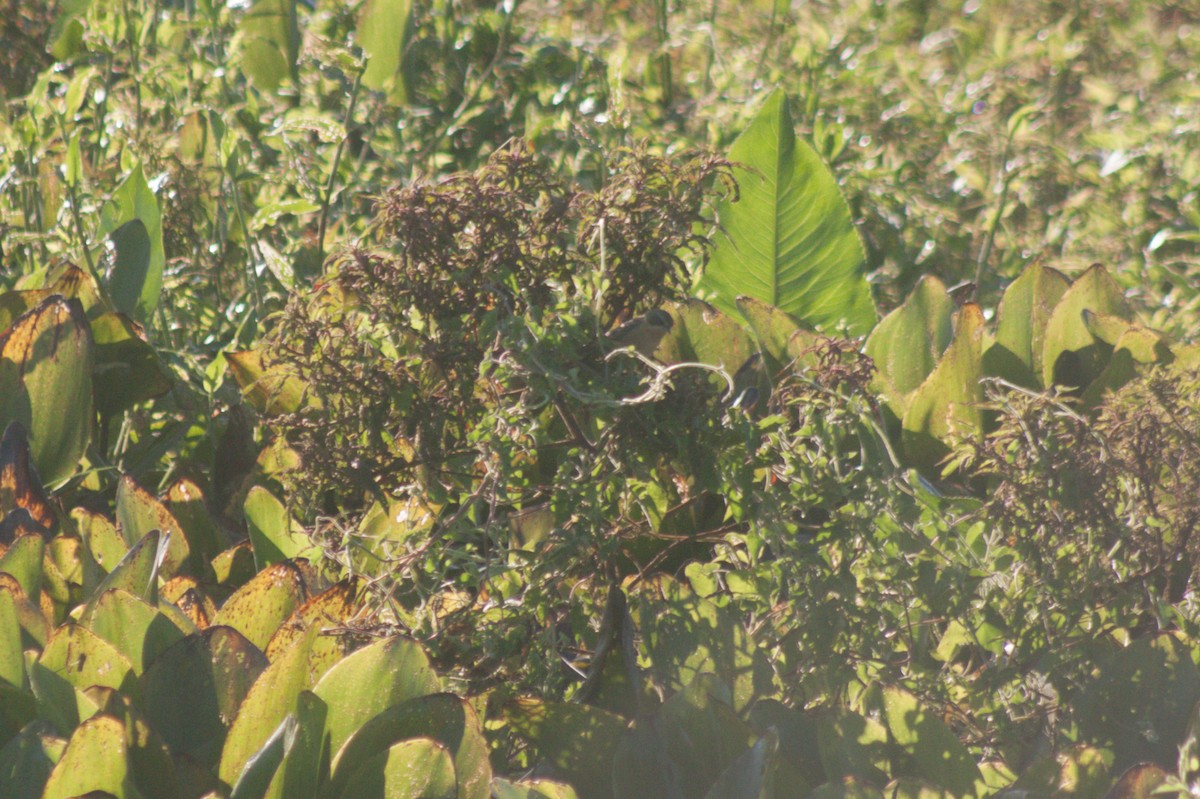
[{"xmin": 605, "ymin": 309, "xmax": 674, "ymax": 358}]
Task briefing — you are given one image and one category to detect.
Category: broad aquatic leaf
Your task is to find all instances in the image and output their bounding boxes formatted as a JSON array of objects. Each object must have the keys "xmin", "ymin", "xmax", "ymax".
[
  {"xmin": 735, "ymin": 295, "xmax": 820, "ymax": 376},
  {"xmin": 0, "ymin": 681, "xmax": 38, "ymax": 746},
  {"xmin": 37, "ymin": 623, "xmax": 135, "ymax": 694},
  {"xmin": 1081, "ymin": 320, "xmax": 1174, "ymax": 406},
  {"xmin": 263, "ymin": 690, "xmax": 326, "ymax": 799},
  {"xmin": 1041, "ymin": 264, "xmax": 1130, "ymax": 391},
  {"xmin": 0, "ymin": 421, "xmax": 57, "ymax": 536},
  {"xmin": 40, "ymin": 714, "xmax": 134, "ymax": 799},
  {"xmin": 115, "ymin": 475, "xmax": 190, "ymax": 578},
  {"xmin": 0, "ymin": 720, "xmax": 66, "ymax": 799},
  {"xmin": 335, "ymin": 736, "xmax": 458, "ymax": 799},
  {"xmin": 89, "ymin": 529, "xmax": 168, "ymax": 606},
  {"xmin": 491, "ymin": 779, "xmax": 581, "ymax": 799},
  {"xmin": 218, "ymin": 625, "xmax": 321, "ymax": 788},
  {"xmin": 864, "ymin": 275, "xmax": 954, "ymax": 425},
  {"xmin": 0, "ymin": 532, "xmax": 43, "ymax": 599},
  {"xmin": 901, "ymin": 304, "xmax": 985, "ymax": 473},
  {"xmin": 244, "ymin": 485, "xmax": 320, "ymax": 569},
  {"xmin": 0, "ymin": 296, "xmax": 93, "ymax": 486},
  {"xmin": 701, "ymin": 90, "xmax": 875, "ymax": 335},
  {"xmin": 312, "ymin": 636, "xmax": 441, "ymax": 758},
  {"xmin": 137, "ymin": 626, "xmax": 268, "ymax": 769},
  {"xmin": 228, "ymin": 713, "xmax": 297, "ymax": 799},
  {"xmin": 101, "ymin": 165, "xmax": 165, "ymax": 322},
  {"xmin": 81, "ymin": 589, "xmax": 188, "ymax": 674},
  {"xmin": 327, "ymin": 693, "xmax": 491, "ymax": 799},
  {"xmin": 264, "ymin": 578, "xmax": 357, "ymax": 662},
  {"xmin": 657, "ymin": 300, "xmax": 755, "ymax": 396},
  {"xmin": 0, "ymin": 568, "xmax": 51, "ymax": 652},
  {"xmin": 73, "ymin": 507, "xmax": 128, "ymax": 587},
  {"xmin": 211, "ymin": 561, "xmax": 307, "ymax": 651},
  {"xmin": 983, "ymin": 262, "xmax": 1071, "ymax": 387},
  {"xmin": 0, "ymin": 589, "xmax": 24, "ymax": 688},
  {"xmin": 164, "ymin": 477, "xmax": 230, "ymax": 575},
  {"xmin": 82, "ymin": 687, "xmax": 179, "ymax": 799}
]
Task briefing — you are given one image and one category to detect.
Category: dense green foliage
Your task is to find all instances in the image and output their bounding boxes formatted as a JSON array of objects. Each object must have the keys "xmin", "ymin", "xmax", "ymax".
[{"xmin": 4, "ymin": 1, "xmax": 1200, "ymax": 798}]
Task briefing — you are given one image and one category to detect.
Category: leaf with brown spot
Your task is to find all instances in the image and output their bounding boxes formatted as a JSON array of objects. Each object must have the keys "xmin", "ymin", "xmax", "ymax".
[
  {"xmin": 264, "ymin": 578, "xmax": 357, "ymax": 661},
  {"xmin": 0, "ymin": 509, "xmax": 48, "ymax": 549},
  {"xmin": 0, "ymin": 575, "xmax": 50, "ymax": 647},
  {"xmin": 0, "ymin": 532, "xmax": 44, "ymax": 598},
  {"xmin": 37, "ymin": 623, "xmax": 136, "ymax": 694},
  {"xmin": 72, "ymin": 507, "xmax": 128, "ymax": 592},
  {"xmin": 163, "ymin": 477, "xmax": 229, "ymax": 575},
  {"xmin": 211, "ymin": 561, "xmax": 307, "ymax": 651},
  {"xmin": 0, "ymin": 421, "xmax": 57, "ymax": 536},
  {"xmin": 137, "ymin": 626, "xmax": 268, "ymax": 770},
  {"xmin": 0, "ymin": 296, "xmax": 94, "ymax": 486},
  {"xmin": 115, "ymin": 475, "xmax": 190, "ymax": 579},
  {"xmin": 172, "ymin": 587, "xmax": 214, "ymax": 630}
]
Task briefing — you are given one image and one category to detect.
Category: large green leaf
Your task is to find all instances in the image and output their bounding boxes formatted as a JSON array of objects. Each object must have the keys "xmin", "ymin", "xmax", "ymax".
[
  {"xmin": 0, "ymin": 589, "xmax": 24, "ymax": 689},
  {"xmin": 311, "ymin": 636, "xmax": 441, "ymax": 759},
  {"xmin": 80, "ymin": 589, "xmax": 188, "ymax": 674},
  {"xmin": 0, "ymin": 296, "xmax": 93, "ymax": 486},
  {"xmin": 37, "ymin": 623, "xmax": 135, "ymax": 695},
  {"xmin": 334, "ymin": 737, "xmax": 458, "ymax": 799},
  {"xmin": 492, "ymin": 779, "xmax": 581, "ymax": 799},
  {"xmin": 211, "ymin": 561, "xmax": 307, "ymax": 651},
  {"xmin": 137, "ymin": 626, "xmax": 268, "ymax": 769},
  {"xmin": 700, "ymin": 90, "xmax": 875, "ymax": 336},
  {"xmin": 115, "ymin": 476, "xmax": 189, "ymax": 579},
  {"xmin": 90, "ymin": 311, "xmax": 173, "ymax": 417},
  {"xmin": 218, "ymin": 625, "xmax": 321, "ymax": 788},
  {"xmin": 263, "ymin": 690, "xmax": 326, "ymax": 799},
  {"xmin": 89, "ymin": 528, "xmax": 168, "ymax": 607},
  {"xmin": 982, "ymin": 262, "xmax": 1070, "ymax": 387},
  {"xmin": 328, "ymin": 693, "xmax": 491, "ymax": 799},
  {"xmin": 228, "ymin": 713, "xmax": 297, "ymax": 799},
  {"xmin": 1040, "ymin": 264, "xmax": 1130, "ymax": 391},
  {"xmin": 100, "ymin": 165, "xmax": 165, "ymax": 322},
  {"xmin": 40, "ymin": 714, "xmax": 134, "ymax": 799},
  {"xmin": 901, "ymin": 304, "xmax": 985, "ymax": 472},
  {"xmin": 359, "ymin": 0, "xmax": 415, "ymax": 105},
  {"xmin": 244, "ymin": 486, "xmax": 321, "ymax": 569},
  {"xmin": 0, "ymin": 532, "xmax": 44, "ymax": 599},
  {"xmin": 863, "ymin": 275, "xmax": 955, "ymax": 426}
]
